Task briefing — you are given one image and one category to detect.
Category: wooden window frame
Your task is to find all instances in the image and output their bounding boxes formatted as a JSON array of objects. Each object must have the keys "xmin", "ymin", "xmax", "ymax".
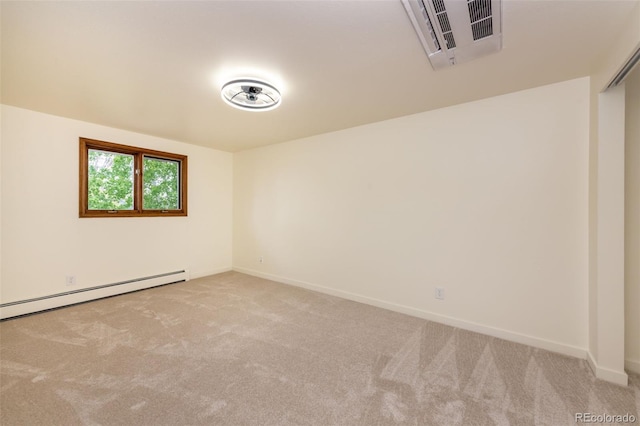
[{"xmin": 79, "ymin": 137, "xmax": 188, "ymax": 218}]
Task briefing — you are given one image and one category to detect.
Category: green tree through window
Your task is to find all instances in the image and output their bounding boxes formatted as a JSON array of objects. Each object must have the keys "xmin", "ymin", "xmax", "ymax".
[
  {"xmin": 143, "ymin": 157, "xmax": 180, "ymax": 210},
  {"xmin": 88, "ymin": 150, "xmax": 134, "ymax": 210},
  {"xmin": 80, "ymin": 138, "xmax": 187, "ymax": 217}
]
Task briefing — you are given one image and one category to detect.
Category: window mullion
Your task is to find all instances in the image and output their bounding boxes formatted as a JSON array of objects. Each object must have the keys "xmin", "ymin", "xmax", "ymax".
[{"xmin": 135, "ymin": 153, "xmax": 143, "ymax": 213}]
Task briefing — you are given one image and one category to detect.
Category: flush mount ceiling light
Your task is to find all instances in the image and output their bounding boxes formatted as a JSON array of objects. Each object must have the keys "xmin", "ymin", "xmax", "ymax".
[{"xmin": 221, "ymin": 78, "xmax": 281, "ymax": 111}]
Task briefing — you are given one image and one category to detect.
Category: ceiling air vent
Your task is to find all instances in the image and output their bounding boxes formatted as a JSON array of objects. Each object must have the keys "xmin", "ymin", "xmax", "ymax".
[{"xmin": 402, "ymin": 0, "xmax": 502, "ymax": 70}]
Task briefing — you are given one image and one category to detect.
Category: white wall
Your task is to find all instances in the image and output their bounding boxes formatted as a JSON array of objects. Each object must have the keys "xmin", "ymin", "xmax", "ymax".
[
  {"xmin": 626, "ymin": 66, "xmax": 640, "ymax": 375},
  {"xmin": 587, "ymin": 1, "xmax": 640, "ymax": 385},
  {"xmin": 593, "ymin": 84, "xmax": 628, "ymax": 384},
  {"xmin": 0, "ymin": 105, "xmax": 233, "ymax": 305},
  {"xmin": 0, "ymin": 104, "xmax": 3, "ymax": 300},
  {"xmin": 233, "ymin": 78, "xmax": 590, "ymax": 356}
]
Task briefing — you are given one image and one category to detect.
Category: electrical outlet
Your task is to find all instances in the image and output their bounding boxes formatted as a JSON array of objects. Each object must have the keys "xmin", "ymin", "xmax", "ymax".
[
  {"xmin": 435, "ymin": 287, "xmax": 444, "ymax": 300},
  {"xmin": 66, "ymin": 275, "xmax": 77, "ymax": 286},
  {"xmin": 258, "ymin": 256, "xmax": 264, "ymax": 263}
]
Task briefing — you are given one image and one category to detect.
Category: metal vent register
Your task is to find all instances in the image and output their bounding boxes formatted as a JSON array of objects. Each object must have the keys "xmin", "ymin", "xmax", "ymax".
[{"xmin": 402, "ymin": 0, "xmax": 502, "ymax": 69}]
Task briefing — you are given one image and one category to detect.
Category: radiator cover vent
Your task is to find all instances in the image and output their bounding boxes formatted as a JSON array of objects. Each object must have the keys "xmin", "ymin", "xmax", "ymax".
[{"xmin": 402, "ymin": 0, "xmax": 502, "ymax": 70}]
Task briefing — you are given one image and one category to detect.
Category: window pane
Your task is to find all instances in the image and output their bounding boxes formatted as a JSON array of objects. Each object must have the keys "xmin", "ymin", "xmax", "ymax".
[
  {"xmin": 143, "ymin": 156, "xmax": 180, "ymax": 210},
  {"xmin": 88, "ymin": 149, "xmax": 134, "ymax": 210}
]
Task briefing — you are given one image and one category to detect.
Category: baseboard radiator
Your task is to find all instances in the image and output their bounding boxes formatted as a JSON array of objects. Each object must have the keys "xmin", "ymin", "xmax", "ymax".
[{"xmin": 0, "ymin": 270, "xmax": 189, "ymax": 320}]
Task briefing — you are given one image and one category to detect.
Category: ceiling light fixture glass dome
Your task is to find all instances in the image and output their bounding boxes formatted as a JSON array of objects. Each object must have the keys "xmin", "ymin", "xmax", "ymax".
[{"xmin": 221, "ymin": 79, "xmax": 281, "ymax": 111}]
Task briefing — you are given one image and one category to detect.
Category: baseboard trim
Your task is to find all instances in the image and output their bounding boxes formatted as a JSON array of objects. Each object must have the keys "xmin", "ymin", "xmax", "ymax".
[
  {"xmin": 233, "ymin": 267, "xmax": 587, "ymax": 360},
  {"xmin": 625, "ymin": 359, "xmax": 640, "ymax": 375},
  {"xmin": 587, "ymin": 352, "xmax": 629, "ymax": 386}
]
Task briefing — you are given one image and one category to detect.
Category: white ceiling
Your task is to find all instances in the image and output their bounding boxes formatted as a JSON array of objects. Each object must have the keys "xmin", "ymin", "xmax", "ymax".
[{"xmin": 1, "ymin": 0, "xmax": 637, "ymax": 152}]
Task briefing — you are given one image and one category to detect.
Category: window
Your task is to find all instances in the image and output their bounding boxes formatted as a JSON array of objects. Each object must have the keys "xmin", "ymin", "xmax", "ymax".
[{"xmin": 79, "ymin": 138, "xmax": 187, "ymax": 217}]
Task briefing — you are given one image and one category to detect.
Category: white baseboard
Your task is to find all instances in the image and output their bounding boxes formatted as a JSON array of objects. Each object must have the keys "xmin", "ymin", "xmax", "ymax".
[
  {"xmin": 0, "ymin": 270, "xmax": 190, "ymax": 320},
  {"xmin": 232, "ymin": 266, "xmax": 588, "ymax": 360},
  {"xmin": 587, "ymin": 352, "xmax": 629, "ymax": 386},
  {"xmin": 626, "ymin": 358, "xmax": 640, "ymax": 375}
]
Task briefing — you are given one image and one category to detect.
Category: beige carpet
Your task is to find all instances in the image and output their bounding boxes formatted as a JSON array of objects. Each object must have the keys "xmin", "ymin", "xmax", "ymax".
[{"xmin": 1, "ymin": 271, "xmax": 638, "ymax": 425}]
